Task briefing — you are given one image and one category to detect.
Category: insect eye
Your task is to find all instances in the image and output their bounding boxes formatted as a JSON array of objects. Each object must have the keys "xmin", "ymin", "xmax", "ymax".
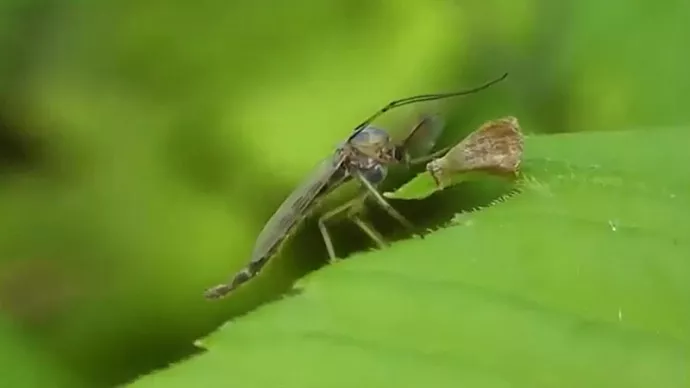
[{"xmin": 361, "ymin": 164, "xmax": 388, "ymax": 185}]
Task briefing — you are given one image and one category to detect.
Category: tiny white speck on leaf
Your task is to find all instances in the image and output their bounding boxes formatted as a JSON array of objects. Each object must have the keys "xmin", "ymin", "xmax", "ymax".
[
  {"xmin": 618, "ymin": 308, "xmax": 623, "ymax": 321},
  {"xmin": 608, "ymin": 220, "xmax": 618, "ymax": 232}
]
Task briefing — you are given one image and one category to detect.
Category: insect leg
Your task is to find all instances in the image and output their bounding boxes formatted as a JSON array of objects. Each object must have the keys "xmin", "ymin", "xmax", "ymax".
[
  {"xmin": 351, "ymin": 169, "xmax": 416, "ymax": 234},
  {"xmin": 348, "ymin": 213, "xmax": 388, "ymax": 248},
  {"xmin": 319, "ymin": 194, "xmax": 391, "ymax": 262},
  {"xmin": 318, "ymin": 199, "xmax": 360, "ymax": 262},
  {"xmin": 407, "ymin": 146, "xmax": 451, "ymax": 166}
]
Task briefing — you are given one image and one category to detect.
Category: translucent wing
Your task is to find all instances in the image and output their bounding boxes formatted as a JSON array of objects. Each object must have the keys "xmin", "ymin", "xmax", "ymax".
[
  {"xmin": 252, "ymin": 155, "xmax": 346, "ymax": 261},
  {"xmin": 400, "ymin": 114, "xmax": 446, "ymax": 159},
  {"xmin": 205, "ymin": 154, "xmax": 348, "ymax": 299}
]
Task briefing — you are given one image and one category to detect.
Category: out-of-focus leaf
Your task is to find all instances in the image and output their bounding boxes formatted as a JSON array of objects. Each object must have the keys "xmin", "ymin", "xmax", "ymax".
[{"xmin": 0, "ymin": 318, "xmax": 84, "ymax": 388}]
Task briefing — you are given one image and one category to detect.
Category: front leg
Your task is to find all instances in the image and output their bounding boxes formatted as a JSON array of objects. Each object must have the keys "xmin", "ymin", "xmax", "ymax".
[
  {"xmin": 349, "ymin": 213, "xmax": 388, "ymax": 249},
  {"xmin": 351, "ymin": 169, "xmax": 416, "ymax": 234}
]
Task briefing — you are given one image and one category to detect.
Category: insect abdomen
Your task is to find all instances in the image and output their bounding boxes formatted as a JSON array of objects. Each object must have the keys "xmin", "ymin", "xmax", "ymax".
[{"xmin": 204, "ymin": 172, "xmax": 345, "ymax": 299}]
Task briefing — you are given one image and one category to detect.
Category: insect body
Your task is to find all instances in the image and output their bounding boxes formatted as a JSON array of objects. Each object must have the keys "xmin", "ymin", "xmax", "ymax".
[
  {"xmin": 203, "ymin": 124, "xmax": 422, "ymax": 299},
  {"xmin": 204, "ymin": 73, "xmax": 509, "ymax": 299},
  {"xmin": 426, "ymin": 116, "xmax": 524, "ymax": 189}
]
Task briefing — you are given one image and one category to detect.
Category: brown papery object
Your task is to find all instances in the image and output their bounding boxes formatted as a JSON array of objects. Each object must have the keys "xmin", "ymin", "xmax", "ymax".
[{"xmin": 426, "ymin": 116, "xmax": 524, "ymax": 189}]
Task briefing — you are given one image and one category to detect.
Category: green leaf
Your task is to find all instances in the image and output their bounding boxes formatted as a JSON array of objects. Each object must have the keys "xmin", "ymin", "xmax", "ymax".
[{"xmin": 129, "ymin": 127, "xmax": 690, "ymax": 388}]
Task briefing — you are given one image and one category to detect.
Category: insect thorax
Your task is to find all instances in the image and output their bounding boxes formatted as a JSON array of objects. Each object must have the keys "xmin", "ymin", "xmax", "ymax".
[
  {"xmin": 348, "ymin": 126, "xmax": 397, "ymax": 163},
  {"xmin": 340, "ymin": 126, "xmax": 396, "ymax": 186},
  {"xmin": 337, "ymin": 145, "xmax": 389, "ymax": 186}
]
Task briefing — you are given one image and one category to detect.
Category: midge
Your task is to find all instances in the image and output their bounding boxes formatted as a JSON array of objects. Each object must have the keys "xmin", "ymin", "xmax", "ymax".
[{"xmin": 204, "ymin": 73, "xmax": 509, "ymax": 299}]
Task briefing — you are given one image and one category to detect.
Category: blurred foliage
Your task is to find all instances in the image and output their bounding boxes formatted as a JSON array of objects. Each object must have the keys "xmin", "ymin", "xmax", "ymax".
[
  {"xmin": 0, "ymin": 0, "xmax": 688, "ymax": 386},
  {"xmin": 0, "ymin": 317, "xmax": 81, "ymax": 387}
]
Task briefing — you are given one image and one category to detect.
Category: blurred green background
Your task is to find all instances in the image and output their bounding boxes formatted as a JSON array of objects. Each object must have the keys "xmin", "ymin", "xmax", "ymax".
[{"xmin": 0, "ymin": 0, "xmax": 688, "ymax": 386}]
